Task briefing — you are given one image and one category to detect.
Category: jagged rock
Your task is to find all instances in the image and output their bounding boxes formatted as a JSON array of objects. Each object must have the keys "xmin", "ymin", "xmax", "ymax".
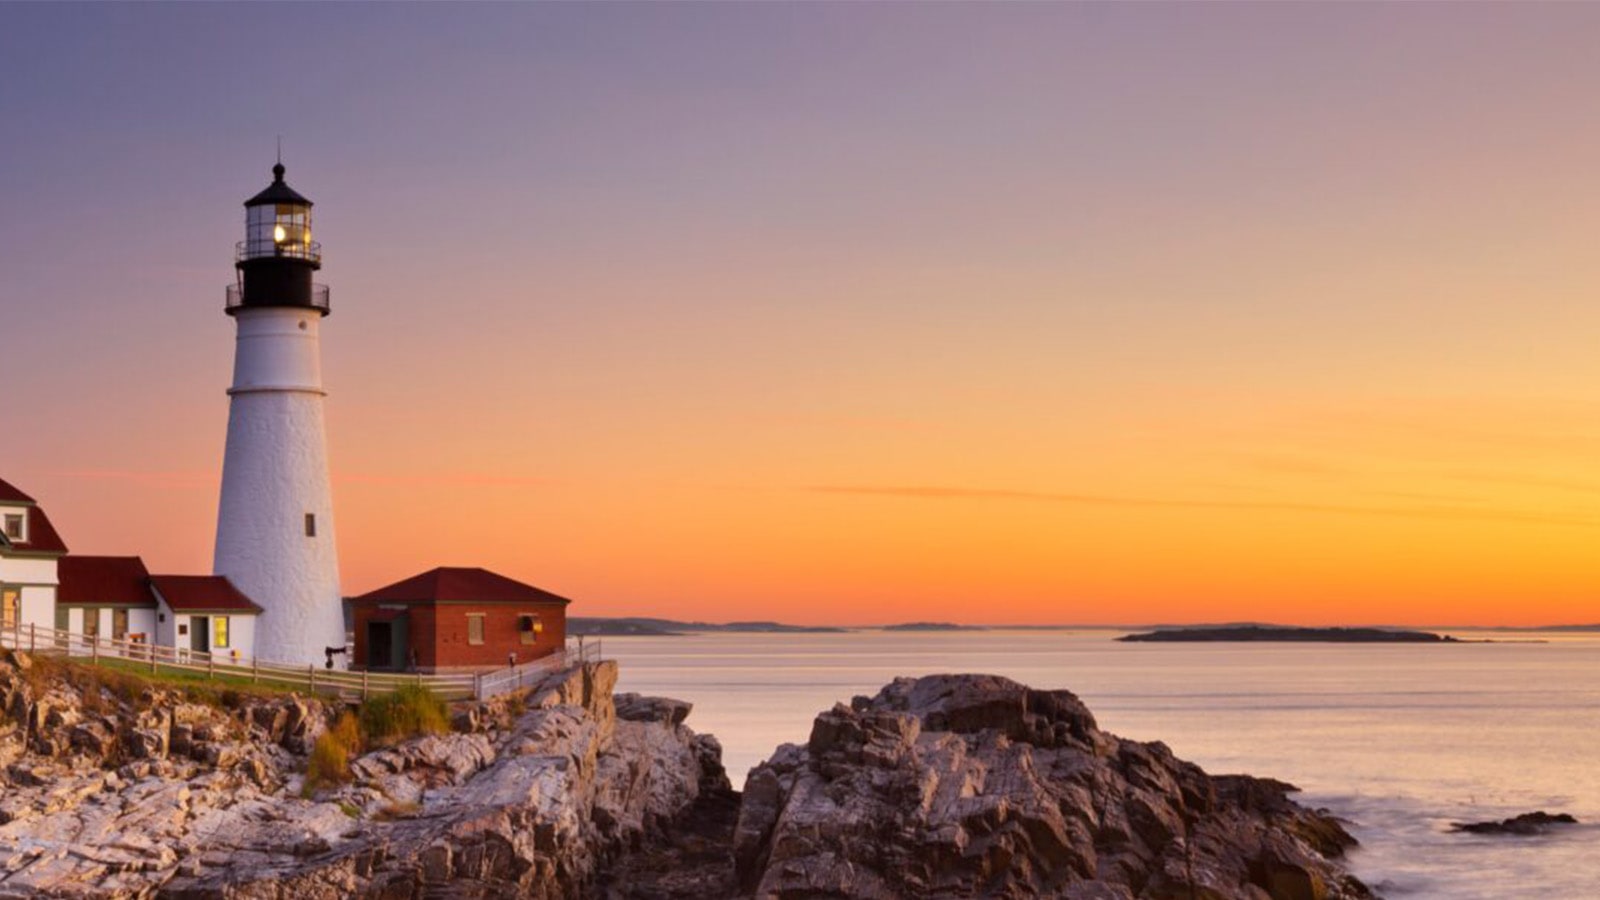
[
  {"xmin": 615, "ymin": 692, "xmax": 693, "ymax": 726},
  {"xmin": 0, "ymin": 658, "xmax": 728, "ymax": 899},
  {"xmin": 1450, "ymin": 811, "xmax": 1578, "ymax": 835},
  {"xmin": 69, "ymin": 719, "xmax": 116, "ymax": 760},
  {"xmin": 733, "ymin": 674, "xmax": 1373, "ymax": 900},
  {"xmin": 0, "ymin": 655, "xmax": 1378, "ymax": 900}
]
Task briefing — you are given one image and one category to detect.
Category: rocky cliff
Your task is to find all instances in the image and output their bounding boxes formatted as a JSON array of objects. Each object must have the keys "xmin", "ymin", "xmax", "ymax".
[
  {"xmin": 2, "ymin": 651, "xmax": 1374, "ymax": 899},
  {"xmin": 0, "ymin": 649, "xmax": 731, "ymax": 898},
  {"xmin": 732, "ymin": 675, "xmax": 1373, "ymax": 900}
]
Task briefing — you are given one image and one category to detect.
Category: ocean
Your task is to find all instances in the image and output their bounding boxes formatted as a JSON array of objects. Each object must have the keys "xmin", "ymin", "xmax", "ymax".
[{"xmin": 606, "ymin": 629, "xmax": 1600, "ymax": 899}]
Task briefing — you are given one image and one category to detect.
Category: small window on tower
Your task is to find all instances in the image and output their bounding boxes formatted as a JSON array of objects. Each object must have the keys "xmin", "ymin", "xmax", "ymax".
[{"xmin": 305, "ymin": 513, "xmax": 316, "ymax": 537}]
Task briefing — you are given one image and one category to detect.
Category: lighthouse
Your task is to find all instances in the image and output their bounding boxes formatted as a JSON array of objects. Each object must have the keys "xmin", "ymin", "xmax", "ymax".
[{"xmin": 213, "ymin": 162, "xmax": 346, "ymax": 667}]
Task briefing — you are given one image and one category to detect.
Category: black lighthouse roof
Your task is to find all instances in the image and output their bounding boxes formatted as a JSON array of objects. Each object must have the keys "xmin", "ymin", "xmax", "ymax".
[{"xmin": 244, "ymin": 163, "xmax": 312, "ymax": 208}]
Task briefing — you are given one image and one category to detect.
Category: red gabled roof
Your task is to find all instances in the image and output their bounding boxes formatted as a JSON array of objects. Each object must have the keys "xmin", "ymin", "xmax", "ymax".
[
  {"xmin": 59, "ymin": 556, "xmax": 155, "ymax": 607},
  {"xmin": 0, "ymin": 496, "xmax": 69, "ymax": 554},
  {"xmin": 351, "ymin": 566, "xmax": 573, "ymax": 606},
  {"xmin": 150, "ymin": 575, "xmax": 264, "ymax": 614},
  {"xmin": 0, "ymin": 477, "xmax": 36, "ymax": 504}
]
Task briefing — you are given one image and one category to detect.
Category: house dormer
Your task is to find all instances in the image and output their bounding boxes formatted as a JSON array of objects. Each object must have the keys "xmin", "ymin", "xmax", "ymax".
[{"xmin": 0, "ymin": 477, "xmax": 68, "ymax": 636}]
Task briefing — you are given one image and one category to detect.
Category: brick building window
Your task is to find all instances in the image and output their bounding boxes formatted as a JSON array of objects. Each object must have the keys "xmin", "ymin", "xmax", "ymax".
[
  {"xmin": 518, "ymin": 613, "xmax": 542, "ymax": 645},
  {"xmin": 467, "ymin": 613, "xmax": 486, "ymax": 645}
]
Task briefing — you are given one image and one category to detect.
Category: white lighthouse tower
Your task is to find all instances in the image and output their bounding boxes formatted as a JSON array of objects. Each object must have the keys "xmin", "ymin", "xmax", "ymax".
[{"xmin": 213, "ymin": 162, "xmax": 346, "ymax": 667}]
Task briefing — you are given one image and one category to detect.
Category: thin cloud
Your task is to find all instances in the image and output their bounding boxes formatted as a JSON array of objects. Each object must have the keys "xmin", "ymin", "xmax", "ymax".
[
  {"xmin": 51, "ymin": 469, "xmax": 213, "ymax": 488},
  {"xmin": 334, "ymin": 472, "xmax": 552, "ymax": 488},
  {"xmin": 50, "ymin": 469, "xmax": 552, "ymax": 490},
  {"xmin": 804, "ymin": 485, "xmax": 1600, "ymax": 529}
]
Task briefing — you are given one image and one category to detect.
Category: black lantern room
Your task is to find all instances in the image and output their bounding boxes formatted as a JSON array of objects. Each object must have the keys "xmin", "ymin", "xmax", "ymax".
[{"xmin": 227, "ymin": 162, "xmax": 330, "ymax": 316}]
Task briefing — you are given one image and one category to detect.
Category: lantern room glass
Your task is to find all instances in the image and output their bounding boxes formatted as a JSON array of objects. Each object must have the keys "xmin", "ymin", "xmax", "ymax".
[{"xmin": 245, "ymin": 203, "xmax": 314, "ymax": 260}]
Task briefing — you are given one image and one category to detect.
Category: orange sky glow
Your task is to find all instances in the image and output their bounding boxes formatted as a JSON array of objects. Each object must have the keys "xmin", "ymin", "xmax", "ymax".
[{"xmin": 6, "ymin": 5, "xmax": 1600, "ymax": 627}]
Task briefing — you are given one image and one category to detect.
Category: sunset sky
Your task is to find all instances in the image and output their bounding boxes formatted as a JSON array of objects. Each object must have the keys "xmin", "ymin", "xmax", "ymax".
[{"xmin": 5, "ymin": 5, "xmax": 1600, "ymax": 627}]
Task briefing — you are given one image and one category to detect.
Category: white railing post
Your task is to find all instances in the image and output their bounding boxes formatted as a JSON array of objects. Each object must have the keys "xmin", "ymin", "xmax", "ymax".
[
  {"xmin": 28, "ymin": 623, "xmax": 35, "ymax": 654},
  {"xmin": 308, "ymin": 664, "xmax": 316, "ymax": 693}
]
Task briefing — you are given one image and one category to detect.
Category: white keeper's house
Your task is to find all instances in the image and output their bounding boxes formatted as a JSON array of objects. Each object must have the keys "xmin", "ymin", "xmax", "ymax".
[
  {"xmin": 0, "ymin": 477, "xmax": 68, "ymax": 634},
  {"xmin": 2, "ymin": 476, "xmax": 264, "ymax": 660}
]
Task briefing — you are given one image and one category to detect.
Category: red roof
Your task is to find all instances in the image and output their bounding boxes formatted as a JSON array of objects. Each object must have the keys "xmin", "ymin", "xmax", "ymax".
[
  {"xmin": 351, "ymin": 567, "xmax": 573, "ymax": 606},
  {"xmin": 0, "ymin": 501, "xmax": 69, "ymax": 556},
  {"xmin": 59, "ymin": 556, "xmax": 155, "ymax": 607},
  {"xmin": 150, "ymin": 575, "xmax": 264, "ymax": 614},
  {"xmin": 0, "ymin": 477, "xmax": 36, "ymax": 504}
]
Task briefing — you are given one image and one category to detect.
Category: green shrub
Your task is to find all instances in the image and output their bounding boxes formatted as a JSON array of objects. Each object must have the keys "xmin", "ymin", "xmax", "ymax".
[
  {"xmin": 503, "ymin": 692, "xmax": 526, "ymax": 719},
  {"xmin": 303, "ymin": 712, "xmax": 362, "ymax": 796},
  {"xmin": 359, "ymin": 684, "xmax": 449, "ymax": 746}
]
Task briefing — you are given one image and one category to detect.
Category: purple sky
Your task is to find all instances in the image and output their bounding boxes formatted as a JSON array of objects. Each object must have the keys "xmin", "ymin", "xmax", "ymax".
[{"xmin": 6, "ymin": 5, "xmax": 1600, "ymax": 625}]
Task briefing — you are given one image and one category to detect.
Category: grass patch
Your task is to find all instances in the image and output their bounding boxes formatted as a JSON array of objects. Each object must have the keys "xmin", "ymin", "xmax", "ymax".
[
  {"xmin": 303, "ymin": 712, "xmax": 362, "ymax": 796},
  {"xmin": 19, "ymin": 654, "xmax": 299, "ymax": 709},
  {"xmin": 89, "ymin": 656, "xmax": 283, "ymax": 696},
  {"xmin": 359, "ymin": 683, "xmax": 449, "ymax": 746},
  {"xmin": 503, "ymin": 692, "xmax": 526, "ymax": 718}
]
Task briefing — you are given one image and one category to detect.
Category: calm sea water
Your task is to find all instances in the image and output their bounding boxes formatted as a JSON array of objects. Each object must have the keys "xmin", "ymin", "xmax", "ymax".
[{"xmin": 605, "ymin": 629, "xmax": 1600, "ymax": 900}]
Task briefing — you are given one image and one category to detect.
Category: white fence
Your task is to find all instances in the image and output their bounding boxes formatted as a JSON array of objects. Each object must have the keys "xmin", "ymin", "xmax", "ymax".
[{"xmin": 0, "ymin": 620, "xmax": 601, "ymax": 702}]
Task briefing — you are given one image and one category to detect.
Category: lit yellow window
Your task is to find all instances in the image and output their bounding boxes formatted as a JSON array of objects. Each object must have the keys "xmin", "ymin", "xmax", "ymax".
[
  {"xmin": 518, "ymin": 613, "xmax": 542, "ymax": 645},
  {"xmin": 0, "ymin": 588, "xmax": 18, "ymax": 628},
  {"xmin": 213, "ymin": 617, "xmax": 230, "ymax": 649}
]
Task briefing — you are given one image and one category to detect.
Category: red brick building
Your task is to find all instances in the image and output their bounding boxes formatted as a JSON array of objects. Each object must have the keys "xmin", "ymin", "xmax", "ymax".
[{"xmin": 348, "ymin": 567, "xmax": 570, "ymax": 672}]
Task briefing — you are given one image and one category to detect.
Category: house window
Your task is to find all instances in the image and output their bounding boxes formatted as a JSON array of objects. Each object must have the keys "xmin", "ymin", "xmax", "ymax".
[
  {"xmin": 466, "ymin": 613, "xmax": 486, "ymax": 645},
  {"xmin": 3, "ymin": 514, "xmax": 22, "ymax": 541},
  {"xmin": 1, "ymin": 588, "xmax": 18, "ymax": 629},
  {"xmin": 213, "ymin": 617, "xmax": 230, "ymax": 649},
  {"xmin": 518, "ymin": 613, "xmax": 542, "ymax": 645},
  {"xmin": 113, "ymin": 608, "xmax": 129, "ymax": 641},
  {"xmin": 83, "ymin": 608, "xmax": 99, "ymax": 639},
  {"xmin": 304, "ymin": 513, "xmax": 316, "ymax": 537}
]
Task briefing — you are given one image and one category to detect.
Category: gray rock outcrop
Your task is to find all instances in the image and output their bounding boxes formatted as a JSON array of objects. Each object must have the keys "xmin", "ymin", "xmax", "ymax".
[
  {"xmin": 1450, "ymin": 811, "xmax": 1579, "ymax": 836},
  {"xmin": 732, "ymin": 674, "xmax": 1374, "ymax": 900},
  {"xmin": 1, "ymin": 649, "xmax": 1379, "ymax": 900},
  {"xmin": 0, "ymin": 649, "xmax": 730, "ymax": 898}
]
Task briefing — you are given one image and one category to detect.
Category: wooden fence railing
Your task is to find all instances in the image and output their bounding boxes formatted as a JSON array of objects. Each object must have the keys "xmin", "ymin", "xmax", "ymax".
[
  {"xmin": 475, "ymin": 638, "xmax": 602, "ymax": 699},
  {"xmin": 0, "ymin": 620, "xmax": 601, "ymax": 702}
]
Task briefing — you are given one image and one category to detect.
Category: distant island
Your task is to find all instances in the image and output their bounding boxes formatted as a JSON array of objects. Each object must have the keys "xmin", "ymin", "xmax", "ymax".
[
  {"xmin": 569, "ymin": 617, "xmax": 847, "ymax": 636},
  {"xmin": 570, "ymin": 619, "xmax": 1582, "ymax": 639},
  {"xmin": 1119, "ymin": 625, "xmax": 1461, "ymax": 643}
]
